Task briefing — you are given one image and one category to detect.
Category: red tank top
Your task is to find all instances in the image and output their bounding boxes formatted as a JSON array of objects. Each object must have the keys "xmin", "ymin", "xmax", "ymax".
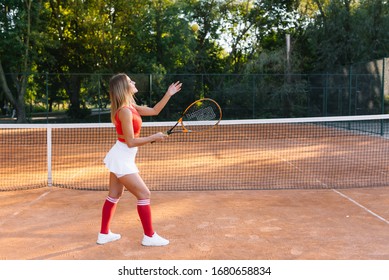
[{"xmin": 115, "ymin": 105, "xmax": 142, "ymax": 142}]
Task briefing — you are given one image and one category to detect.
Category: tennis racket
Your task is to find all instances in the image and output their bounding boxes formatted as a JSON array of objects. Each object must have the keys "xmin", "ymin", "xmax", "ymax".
[{"xmin": 167, "ymin": 98, "xmax": 222, "ymax": 135}]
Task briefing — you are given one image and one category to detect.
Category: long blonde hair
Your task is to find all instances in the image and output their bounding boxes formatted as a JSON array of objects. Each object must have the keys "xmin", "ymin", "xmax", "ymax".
[{"xmin": 109, "ymin": 73, "xmax": 136, "ymax": 124}]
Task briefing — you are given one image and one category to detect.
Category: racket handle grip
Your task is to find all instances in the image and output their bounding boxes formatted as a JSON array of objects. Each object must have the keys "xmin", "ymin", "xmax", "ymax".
[{"xmin": 151, "ymin": 131, "xmax": 171, "ymax": 144}]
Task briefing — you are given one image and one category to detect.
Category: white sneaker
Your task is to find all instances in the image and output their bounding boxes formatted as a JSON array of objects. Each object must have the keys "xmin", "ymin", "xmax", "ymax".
[
  {"xmin": 141, "ymin": 232, "xmax": 169, "ymax": 246},
  {"xmin": 96, "ymin": 231, "xmax": 121, "ymax": 245}
]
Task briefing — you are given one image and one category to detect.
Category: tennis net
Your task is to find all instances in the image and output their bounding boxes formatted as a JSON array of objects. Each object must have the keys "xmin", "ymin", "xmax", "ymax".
[{"xmin": 1, "ymin": 114, "xmax": 389, "ymax": 191}]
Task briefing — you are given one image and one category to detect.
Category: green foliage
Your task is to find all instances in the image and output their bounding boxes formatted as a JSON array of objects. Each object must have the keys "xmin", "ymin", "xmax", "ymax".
[
  {"xmin": 302, "ymin": 0, "xmax": 389, "ymax": 72},
  {"xmin": 1, "ymin": 0, "xmax": 389, "ymax": 122}
]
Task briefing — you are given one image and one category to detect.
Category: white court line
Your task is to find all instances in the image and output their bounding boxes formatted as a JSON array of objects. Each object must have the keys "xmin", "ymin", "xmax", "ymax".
[
  {"xmin": 269, "ymin": 139, "xmax": 389, "ymax": 225},
  {"xmin": 275, "ymin": 146, "xmax": 388, "ymax": 227},
  {"xmin": 332, "ymin": 189, "xmax": 389, "ymax": 225},
  {"xmin": 0, "ymin": 190, "xmax": 51, "ymax": 227}
]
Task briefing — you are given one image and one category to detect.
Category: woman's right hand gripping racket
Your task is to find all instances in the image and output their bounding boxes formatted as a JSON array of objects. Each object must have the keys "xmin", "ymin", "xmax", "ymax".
[{"xmin": 166, "ymin": 98, "xmax": 222, "ymax": 135}]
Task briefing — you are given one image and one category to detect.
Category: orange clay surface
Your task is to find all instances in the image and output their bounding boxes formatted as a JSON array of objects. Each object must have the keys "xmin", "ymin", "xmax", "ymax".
[{"xmin": 1, "ymin": 186, "xmax": 389, "ymax": 260}]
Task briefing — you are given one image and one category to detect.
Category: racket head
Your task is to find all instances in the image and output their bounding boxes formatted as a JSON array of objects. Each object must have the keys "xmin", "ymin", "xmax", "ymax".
[{"xmin": 177, "ymin": 98, "xmax": 222, "ymax": 133}]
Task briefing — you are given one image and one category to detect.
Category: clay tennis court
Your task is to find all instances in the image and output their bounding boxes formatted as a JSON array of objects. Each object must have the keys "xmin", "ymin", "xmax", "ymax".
[
  {"xmin": 1, "ymin": 186, "xmax": 389, "ymax": 260},
  {"xmin": 1, "ymin": 119, "xmax": 389, "ymax": 259}
]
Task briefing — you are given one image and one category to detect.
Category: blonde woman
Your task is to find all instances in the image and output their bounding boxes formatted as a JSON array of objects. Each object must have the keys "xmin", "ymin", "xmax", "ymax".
[{"xmin": 97, "ymin": 73, "xmax": 182, "ymax": 246}]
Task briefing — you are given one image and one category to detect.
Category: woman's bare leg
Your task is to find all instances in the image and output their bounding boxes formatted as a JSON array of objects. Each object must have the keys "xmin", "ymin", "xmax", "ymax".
[{"xmin": 118, "ymin": 173, "xmax": 169, "ymax": 246}]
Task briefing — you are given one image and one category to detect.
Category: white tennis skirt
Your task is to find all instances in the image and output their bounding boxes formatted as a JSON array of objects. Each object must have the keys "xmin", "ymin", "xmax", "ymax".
[{"xmin": 103, "ymin": 140, "xmax": 139, "ymax": 175}]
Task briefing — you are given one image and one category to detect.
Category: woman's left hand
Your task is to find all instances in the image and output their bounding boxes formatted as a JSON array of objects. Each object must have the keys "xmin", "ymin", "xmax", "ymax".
[{"xmin": 166, "ymin": 81, "xmax": 182, "ymax": 96}]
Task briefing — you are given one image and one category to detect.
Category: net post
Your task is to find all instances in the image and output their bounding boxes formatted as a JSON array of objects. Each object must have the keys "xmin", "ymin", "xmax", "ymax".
[
  {"xmin": 381, "ymin": 58, "xmax": 386, "ymax": 136},
  {"xmin": 47, "ymin": 125, "xmax": 52, "ymax": 187}
]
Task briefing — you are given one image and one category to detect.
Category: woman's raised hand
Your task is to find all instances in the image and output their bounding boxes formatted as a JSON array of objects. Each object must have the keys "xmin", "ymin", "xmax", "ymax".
[{"xmin": 166, "ymin": 81, "xmax": 182, "ymax": 97}]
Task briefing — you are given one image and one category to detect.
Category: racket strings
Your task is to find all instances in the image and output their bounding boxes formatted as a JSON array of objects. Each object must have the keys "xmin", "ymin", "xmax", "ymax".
[
  {"xmin": 185, "ymin": 105, "xmax": 217, "ymax": 121},
  {"xmin": 183, "ymin": 100, "xmax": 221, "ymax": 122}
]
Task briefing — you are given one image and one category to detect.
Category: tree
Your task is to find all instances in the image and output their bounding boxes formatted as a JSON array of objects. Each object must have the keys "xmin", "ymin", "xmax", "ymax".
[
  {"xmin": 0, "ymin": 0, "xmax": 39, "ymax": 123},
  {"xmin": 355, "ymin": 0, "xmax": 389, "ymax": 61},
  {"xmin": 38, "ymin": 0, "xmax": 101, "ymax": 118},
  {"xmin": 301, "ymin": 0, "xmax": 389, "ymax": 72}
]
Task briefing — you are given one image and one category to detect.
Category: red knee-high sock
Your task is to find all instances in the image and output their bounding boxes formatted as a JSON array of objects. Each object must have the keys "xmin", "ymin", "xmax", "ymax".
[
  {"xmin": 137, "ymin": 199, "xmax": 154, "ymax": 237},
  {"xmin": 100, "ymin": 196, "xmax": 119, "ymax": 234}
]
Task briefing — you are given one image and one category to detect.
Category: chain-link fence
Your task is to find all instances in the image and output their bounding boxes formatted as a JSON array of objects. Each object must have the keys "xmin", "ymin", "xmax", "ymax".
[{"xmin": 1, "ymin": 58, "xmax": 388, "ymax": 123}]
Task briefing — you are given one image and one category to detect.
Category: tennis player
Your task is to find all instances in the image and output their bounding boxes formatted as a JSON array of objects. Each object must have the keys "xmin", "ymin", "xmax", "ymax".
[{"xmin": 97, "ymin": 73, "xmax": 182, "ymax": 246}]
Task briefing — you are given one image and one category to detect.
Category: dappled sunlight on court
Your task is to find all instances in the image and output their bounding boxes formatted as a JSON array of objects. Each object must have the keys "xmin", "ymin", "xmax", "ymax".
[
  {"xmin": 2, "ymin": 117, "xmax": 389, "ymax": 191},
  {"xmin": 1, "ymin": 187, "xmax": 389, "ymax": 260}
]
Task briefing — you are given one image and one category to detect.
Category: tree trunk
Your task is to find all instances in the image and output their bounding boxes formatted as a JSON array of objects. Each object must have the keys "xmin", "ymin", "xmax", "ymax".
[
  {"xmin": 0, "ymin": 61, "xmax": 15, "ymax": 106},
  {"xmin": 0, "ymin": 61, "xmax": 28, "ymax": 123}
]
